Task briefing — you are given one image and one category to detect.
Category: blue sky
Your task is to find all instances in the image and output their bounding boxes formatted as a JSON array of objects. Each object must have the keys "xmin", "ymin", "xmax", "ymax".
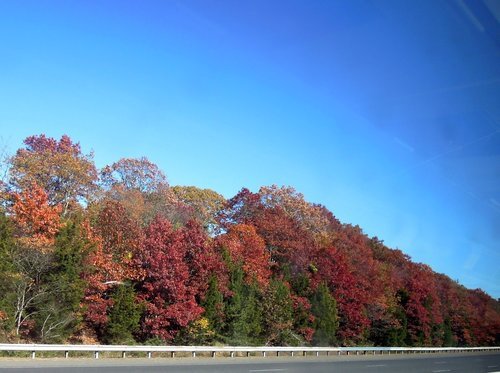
[{"xmin": 1, "ymin": 0, "xmax": 499, "ymax": 297}]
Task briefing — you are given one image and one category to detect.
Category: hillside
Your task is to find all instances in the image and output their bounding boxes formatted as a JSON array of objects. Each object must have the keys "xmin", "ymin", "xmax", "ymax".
[{"xmin": 0, "ymin": 134, "xmax": 498, "ymax": 346}]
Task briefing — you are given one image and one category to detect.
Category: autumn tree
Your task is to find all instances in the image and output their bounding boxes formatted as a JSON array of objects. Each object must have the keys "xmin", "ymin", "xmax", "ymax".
[
  {"xmin": 100, "ymin": 157, "xmax": 192, "ymax": 226},
  {"xmin": 404, "ymin": 263, "xmax": 443, "ymax": 346},
  {"xmin": 8, "ymin": 135, "xmax": 98, "ymax": 215},
  {"xmin": 172, "ymin": 186, "xmax": 226, "ymax": 233},
  {"xmin": 101, "ymin": 157, "xmax": 168, "ymax": 193},
  {"xmin": 83, "ymin": 200, "xmax": 143, "ymax": 337},
  {"xmin": 217, "ymin": 224, "xmax": 271, "ymax": 287},
  {"xmin": 259, "ymin": 185, "xmax": 341, "ymax": 245},
  {"xmin": 312, "ymin": 246, "xmax": 369, "ymax": 344},
  {"xmin": 11, "ymin": 182, "xmax": 62, "ymax": 250},
  {"xmin": 139, "ymin": 216, "xmax": 203, "ymax": 342},
  {"xmin": 221, "ymin": 188, "xmax": 316, "ymax": 277}
]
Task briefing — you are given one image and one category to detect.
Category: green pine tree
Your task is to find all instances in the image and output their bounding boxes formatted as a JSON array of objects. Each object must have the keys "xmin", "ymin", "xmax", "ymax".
[
  {"xmin": 0, "ymin": 212, "xmax": 15, "ymax": 339},
  {"xmin": 262, "ymin": 279, "xmax": 294, "ymax": 345},
  {"xmin": 202, "ymin": 275, "xmax": 225, "ymax": 340},
  {"xmin": 310, "ymin": 282, "xmax": 338, "ymax": 346},
  {"xmin": 104, "ymin": 283, "xmax": 142, "ymax": 344},
  {"xmin": 35, "ymin": 218, "xmax": 90, "ymax": 342}
]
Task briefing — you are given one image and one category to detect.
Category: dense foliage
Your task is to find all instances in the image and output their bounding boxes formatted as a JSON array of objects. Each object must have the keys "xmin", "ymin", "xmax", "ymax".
[{"xmin": 0, "ymin": 134, "xmax": 498, "ymax": 346}]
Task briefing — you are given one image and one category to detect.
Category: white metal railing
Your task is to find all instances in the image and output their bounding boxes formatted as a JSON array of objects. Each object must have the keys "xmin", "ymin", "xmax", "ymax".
[{"xmin": 0, "ymin": 343, "xmax": 498, "ymax": 359}]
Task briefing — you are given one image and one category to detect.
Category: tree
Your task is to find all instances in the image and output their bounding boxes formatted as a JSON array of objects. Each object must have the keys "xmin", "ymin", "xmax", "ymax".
[
  {"xmin": 262, "ymin": 279, "xmax": 294, "ymax": 346},
  {"xmin": 223, "ymin": 263, "xmax": 263, "ymax": 346},
  {"xmin": 8, "ymin": 134, "xmax": 98, "ymax": 215},
  {"xmin": 83, "ymin": 200, "xmax": 143, "ymax": 337},
  {"xmin": 93, "ymin": 200, "xmax": 144, "ymax": 281},
  {"xmin": 201, "ymin": 275, "xmax": 225, "ymax": 340},
  {"xmin": 259, "ymin": 185, "xmax": 341, "ymax": 245},
  {"xmin": 39, "ymin": 217, "xmax": 90, "ymax": 342},
  {"xmin": 11, "ymin": 182, "xmax": 62, "ymax": 251},
  {"xmin": 100, "ymin": 158, "xmax": 194, "ymax": 227},
  {"xmin": 172, "ymin": 186, "xmax": 226, "ymax": 233},
  {"xmin": 404, "ymin": 263, "xmax": 443, "ymax": 346},
  {"xmin": 218, "ymin": 224, "xmax": 271, "ymax": 287},
  {"xmin": 312, "ymin": 246, "xmax": 369, "ymax": 344},
  {"xmin": 311, "ymin": 283, "xmax": 338, "ymax": 346},
  {"xmin": 139, "ymin": 216, "xmax": 203, "ymax": 342},
  {"xmin": 220, "ymin": 188, "xmax": 317, "ymax": 277},
  {"xmin": 0, "ymin": 211, "xmax": 15, "ymax": 340},
  {"xmin": 100, "ymin": 157, "xmax": 168, "ymax": 193},
  {"xmin": 104, "ymin": 284, "xmax": 143, "ymax": 344}
]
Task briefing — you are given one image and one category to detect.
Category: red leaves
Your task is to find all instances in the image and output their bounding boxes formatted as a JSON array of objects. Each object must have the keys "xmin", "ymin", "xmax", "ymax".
[
  {"xmin": 218, "ymin": 224, "xmax": 271, "ymax": 286},
  {"xmin": 139, "ymin": 216, "xmax": 205, "ymax": 341},
  {"xmin": 403, "ymin": 264, "xmax": 443, "ymax": 345},
  {"xmin": 312, "ymin": 246, "xmax": 369, "ymax": 343},
  {"xmin": 3, "ymin": 134, "xmax": 500, "ymax": 346}
]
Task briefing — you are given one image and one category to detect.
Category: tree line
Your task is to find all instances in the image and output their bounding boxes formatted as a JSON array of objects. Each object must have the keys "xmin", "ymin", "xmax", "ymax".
[{"xmin": 0, "ymin": 134, "xmax": 498, "ymax": 346}]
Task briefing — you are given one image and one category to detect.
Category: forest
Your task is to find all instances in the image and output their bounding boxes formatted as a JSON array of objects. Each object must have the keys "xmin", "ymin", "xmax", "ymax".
[{"xmin": 0, "ymin": 134, "xmax": 498, "ymax": 347}]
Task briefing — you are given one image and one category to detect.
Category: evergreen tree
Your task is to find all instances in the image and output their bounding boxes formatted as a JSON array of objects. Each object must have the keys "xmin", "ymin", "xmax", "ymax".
[
  {"xmin": 262, "ymin": 279, "xmax": 294, "ymax": 345},
  {"xmin": 224, "ymin": 263, "xmax": 264, "ymax": 345},
  {"xmin": 0, "ymin": 212, "xmax": 15, "ymax": 339},
  {"xmin": 34, "ymin": 218, "xmax": 89, "ymax": 342},
  {"xmin": 442, "ymin": 318, "xmax": 455, "ymax": 347},
  {"xmin": 311, "ymin": 283, "xmax": 338, "ymax": 346},
  {"xmin": 238, "ymin": 283, "xmax": 263, "ymax": 345},
  {"xmin": 202, "ymin": 275, "xmax": 225, "ymax": 340},
  {"xmin": 224, "ymin": 263, "xmax": 244, "ymax": 343},
  {"xmin": 104, "ymin": 283, "xmax": 142, "ymax": 344}
]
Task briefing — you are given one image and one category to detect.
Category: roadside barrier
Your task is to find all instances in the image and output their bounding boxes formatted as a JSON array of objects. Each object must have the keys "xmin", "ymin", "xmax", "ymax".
[{"xmin": 0, "ymin": 344, "xmax": 498, "ymax": 359}]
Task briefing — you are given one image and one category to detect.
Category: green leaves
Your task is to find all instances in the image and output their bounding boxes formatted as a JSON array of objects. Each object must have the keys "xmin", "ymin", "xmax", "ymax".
[
  {"xmin": 105, "ymin": 284, "xmax": 143, "ymax": 344},
  {"xmin": 311, "ymin": 283, "xmax": 338, "ymax": 346}
]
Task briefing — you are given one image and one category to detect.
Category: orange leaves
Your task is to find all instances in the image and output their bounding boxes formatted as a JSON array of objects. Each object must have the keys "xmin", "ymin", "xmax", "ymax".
[
  {"xmin": 219, "ymin": 224, "xmax": 271, "ymax": 287},
  {"xmin": 11, "ymin": 182, "xmax": 62, "ymax": 250}
]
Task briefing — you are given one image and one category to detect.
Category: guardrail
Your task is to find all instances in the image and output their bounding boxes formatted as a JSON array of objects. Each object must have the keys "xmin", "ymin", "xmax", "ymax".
[{"xmin": 0, "ymin": 344, "xmax": 498, "ymax": 359}]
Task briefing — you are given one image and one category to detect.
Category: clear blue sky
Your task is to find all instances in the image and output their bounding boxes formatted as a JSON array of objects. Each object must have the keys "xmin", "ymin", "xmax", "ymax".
[{"xmin": 1, "ymin": 0, "xmax": 499, "ymax": 297}]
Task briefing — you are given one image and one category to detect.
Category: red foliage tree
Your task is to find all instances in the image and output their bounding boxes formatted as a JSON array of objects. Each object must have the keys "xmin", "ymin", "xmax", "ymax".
[
  {"xmin": 404, "ymin": 263, "xmax": 443, "ymax": 345},
  {"xmin": 218, "ymin": 224, "xmax": 271, "ymax": 286},
  {"xmin": 139, "ymin": 216, "xmax": 204, "ymax": 341},
  {"xmin": 311, "ymin": 246, "xmax": 369, "ymax": 344},
  {"xmin": 221, "ymin": 188, "xmax": 316, "ymax": 276}
]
